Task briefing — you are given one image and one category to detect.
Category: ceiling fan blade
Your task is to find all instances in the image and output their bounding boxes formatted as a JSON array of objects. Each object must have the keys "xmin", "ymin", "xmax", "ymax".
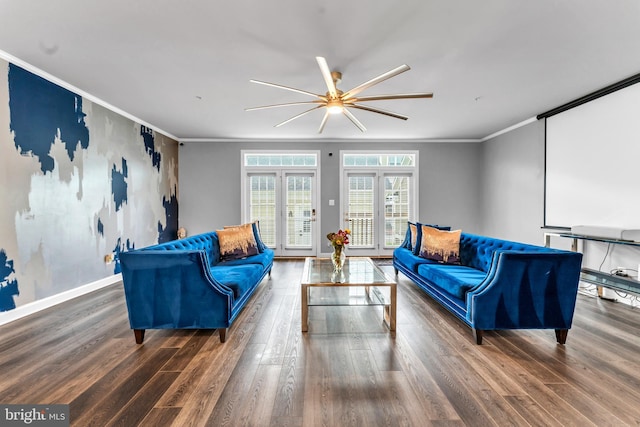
[
  {"xmin": 316, "ymin": 56, "xmax": 338, "ymax": 98},
  {"xmin": 250, "ymin": 79, "xmax": 327, "ymax": 100},
  {"xmin": 342, "ymin": 109, "xmax": 367, "ymax": 132},
  {"xmin": 347, "ymin": 93, "xmax": 433, "ymax": 102},
  {"xmin": 318, "ymin": 111, "xmax": 330, "ymax": 134},
  {"xmin": 347, "ymin": 104, "xmax": 409, "ymax": 121},
  {"xmin": 245, "ymin": 101, "xmax": 324, "ymax": 111},
  {"xmin": 274, "ymin": 105, "xmax": 324, "ymax": 128},
  {"xmin": 341, "ymin": 64, "xmax": 410, "ymax": 101}
]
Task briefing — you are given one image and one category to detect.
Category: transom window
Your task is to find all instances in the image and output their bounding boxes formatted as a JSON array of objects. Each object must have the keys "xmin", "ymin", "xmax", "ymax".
[
  {"xmin": 343, "ymin": 153, "xmax": 415, "ymax": 167},
  {"xmin": 244, "ymin": 153, "xmax": 317, "ymax": 167}
]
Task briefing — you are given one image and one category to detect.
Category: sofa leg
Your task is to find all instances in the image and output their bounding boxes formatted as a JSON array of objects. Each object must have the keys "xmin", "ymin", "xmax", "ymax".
[
  {"xmin": 219, "ymin": 328, "xmax": 227, "ymax": 343},
  {"xmin": 555, "ymin": 329, "xmax": 568, "ymax": 345},
  {"xmin": 134, "ymin": 329, "xmax": 145, "ymax": 344},
  {"xmin": 393, "ymin": 267, "xmax": 398, "ymax": 275},
  {"xmin": 473, "ymin": 328, "xmax": 483, "ymax": 345}
]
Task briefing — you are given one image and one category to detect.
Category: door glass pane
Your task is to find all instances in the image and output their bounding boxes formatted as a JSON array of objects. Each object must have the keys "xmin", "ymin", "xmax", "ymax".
[
  {"xmin": 384, "ymin": 176, "xmax": 410, "ymax": 247},
  {"xmin": 347, "ymin": 176, "xmax": 374, "ymax": 247},
  {"xmin": 285, "ymin": 175, "xmax": 312, "ymax": 248},
  {"xmin": 249, "ymin": 175, "xmax": 276, "ymax": 247}
]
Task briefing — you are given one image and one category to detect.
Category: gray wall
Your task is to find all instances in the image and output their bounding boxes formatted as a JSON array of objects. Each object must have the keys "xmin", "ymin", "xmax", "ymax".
[
  {"xmin": 179, "ymin": 140, "xmax": 482, "ymax": 254},
  {"xmin": 479, "ymin": 120, "xmax": 546, "ymax": 245}
]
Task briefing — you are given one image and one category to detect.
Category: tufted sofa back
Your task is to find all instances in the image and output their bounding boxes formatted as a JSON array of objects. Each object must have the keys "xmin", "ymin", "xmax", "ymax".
[
  {"xmin": 460, "ymin": 233, "xmax": 554, "ymax": 273},
  {"xmin": 141, "ymin": 232, "xmax": 221, "ymax": 266}
]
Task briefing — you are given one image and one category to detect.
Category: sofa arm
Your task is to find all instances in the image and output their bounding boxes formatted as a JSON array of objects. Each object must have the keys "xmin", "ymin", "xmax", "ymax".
[
  {"xmin": 119, "ymin": 250, "xmax": 234, "ymax": 330},
  {"xmin": 466, "ymin": 251, "xmax": 583, "ymax": 330}
]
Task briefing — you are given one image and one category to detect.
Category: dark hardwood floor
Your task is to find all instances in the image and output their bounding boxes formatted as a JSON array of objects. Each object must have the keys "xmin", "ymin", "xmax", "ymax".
[{"xmin": 1, "ymin": 260, "xmax": 640, "ymax": 426}]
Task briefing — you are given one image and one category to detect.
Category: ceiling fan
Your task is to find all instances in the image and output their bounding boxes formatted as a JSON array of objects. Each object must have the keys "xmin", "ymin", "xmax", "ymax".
[{"xmin": 246, "ymin": 57, "xmax": 433, "ymax": 133}]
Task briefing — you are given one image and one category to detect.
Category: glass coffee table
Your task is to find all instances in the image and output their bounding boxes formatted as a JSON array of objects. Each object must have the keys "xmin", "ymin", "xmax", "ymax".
[{"xmin": 301, "ymin": 257, "xmax": 396, "ymax": 334}]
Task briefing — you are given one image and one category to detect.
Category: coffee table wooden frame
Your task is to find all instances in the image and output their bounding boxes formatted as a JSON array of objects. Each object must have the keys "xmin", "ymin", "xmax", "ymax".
[{"xmin": 301, "ymin": 257, "xmax": 396, "ymax": 334}]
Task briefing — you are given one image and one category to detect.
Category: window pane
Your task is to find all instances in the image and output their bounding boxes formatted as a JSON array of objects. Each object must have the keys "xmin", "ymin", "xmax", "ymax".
[
  {"xmin": 343, "ymin": 153, "xmax": 414, "ymax": 167},
  {"xmin": 249, "ymin": 175, "xmax": 276, "ymax": 247},
  {"xmin": 285, "ymin": 175, "xmax": 312, "ymax": 248},
  {"xmin": 384, "ymin": 176, "xmax": 410, "ymax": 247},
  {"xmin": 347, "ymin": 175, "xmax": 374, "ymax": 247},
  {"xmin": 244, "ymin": 153, "xmax": 317, "ymax": 167}
]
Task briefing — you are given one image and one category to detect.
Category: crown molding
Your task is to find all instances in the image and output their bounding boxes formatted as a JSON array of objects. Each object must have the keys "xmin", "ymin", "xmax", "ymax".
[
  {"xmin": 178, "ymin": 137, "xmax": 483, "ymax": 144},
  {"xmin": 481, "ymin": 117, "xmax": 538, "ymax": 141}
]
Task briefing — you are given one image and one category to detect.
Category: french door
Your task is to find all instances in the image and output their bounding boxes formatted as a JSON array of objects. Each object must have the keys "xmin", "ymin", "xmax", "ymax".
[
  {"xmin": 245, "ymin": 170, "xmax": 318, "ymax": 257},
  {"xmin": 340, "ymin": 152, "xmax": 417, "ymax": 257}
]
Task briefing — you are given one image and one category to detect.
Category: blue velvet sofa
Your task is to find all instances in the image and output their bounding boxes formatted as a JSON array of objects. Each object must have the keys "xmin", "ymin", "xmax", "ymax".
[
  {"xmin": 119, "ymin": 227, "xmax": 273, "ymax": 344},
  {"xmin": 393, "ymin": 224, "xmax": 583, "ymax": 344}
]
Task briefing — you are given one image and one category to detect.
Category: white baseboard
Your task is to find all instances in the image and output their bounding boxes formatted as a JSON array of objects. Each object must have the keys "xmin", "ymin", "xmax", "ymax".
[{"xmin": 0, "ymin": 274, "xmax": 122, "ymax": 326}]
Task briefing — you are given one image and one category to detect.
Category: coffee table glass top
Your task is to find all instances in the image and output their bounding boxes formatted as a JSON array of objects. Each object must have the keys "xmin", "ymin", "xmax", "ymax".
[{"xmin": 302, "ymin": 257, "xmax": 393, "ymax": 286}]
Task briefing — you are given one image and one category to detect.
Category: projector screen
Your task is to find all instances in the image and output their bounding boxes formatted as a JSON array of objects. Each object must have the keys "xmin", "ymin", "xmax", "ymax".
[{"xmin": 545, "ymin": 81, "xmax": 640, "ymax": 230}]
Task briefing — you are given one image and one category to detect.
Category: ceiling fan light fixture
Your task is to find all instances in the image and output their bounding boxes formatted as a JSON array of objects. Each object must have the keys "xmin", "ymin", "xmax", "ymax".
[{"xmin": 327, "ymin": 100, "xmax": 343, "ymax": 115}]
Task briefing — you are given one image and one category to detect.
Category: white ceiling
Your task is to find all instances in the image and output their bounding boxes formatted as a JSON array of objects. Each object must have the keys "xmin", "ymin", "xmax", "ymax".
[{"xmin": 1, "ymin": 0, "xmax": 640, "ymax": 142}]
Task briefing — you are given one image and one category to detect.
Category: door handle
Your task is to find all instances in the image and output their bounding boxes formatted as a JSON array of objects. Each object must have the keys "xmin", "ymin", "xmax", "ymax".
[{"xmin": 311, "ymin": 208, "xmax": 316, "ymax": 221}]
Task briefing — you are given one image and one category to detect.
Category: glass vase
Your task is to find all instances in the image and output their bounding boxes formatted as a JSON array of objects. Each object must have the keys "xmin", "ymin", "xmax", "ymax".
[{"xmin": 331, "ymin": 246, "xmax": 346, "ymax": 272}]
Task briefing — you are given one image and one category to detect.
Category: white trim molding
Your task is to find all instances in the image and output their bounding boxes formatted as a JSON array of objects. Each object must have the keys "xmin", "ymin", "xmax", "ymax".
[{"xmin": 481, "ymin": 117, "xmax": 538, "ymax": 141}]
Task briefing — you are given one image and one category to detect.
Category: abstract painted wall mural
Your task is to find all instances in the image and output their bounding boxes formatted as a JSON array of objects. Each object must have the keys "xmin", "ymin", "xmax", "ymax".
[
  {"xmin": 0, "ymin": 59, "xmax": 178, "ymax": 311},
  {"xmin": 0, "ymin": 250, "xmax": 19, "ymax": 312},
  {"xmin": 8, "ymin": 64, "xmax": 90, "ymax": 174}
]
